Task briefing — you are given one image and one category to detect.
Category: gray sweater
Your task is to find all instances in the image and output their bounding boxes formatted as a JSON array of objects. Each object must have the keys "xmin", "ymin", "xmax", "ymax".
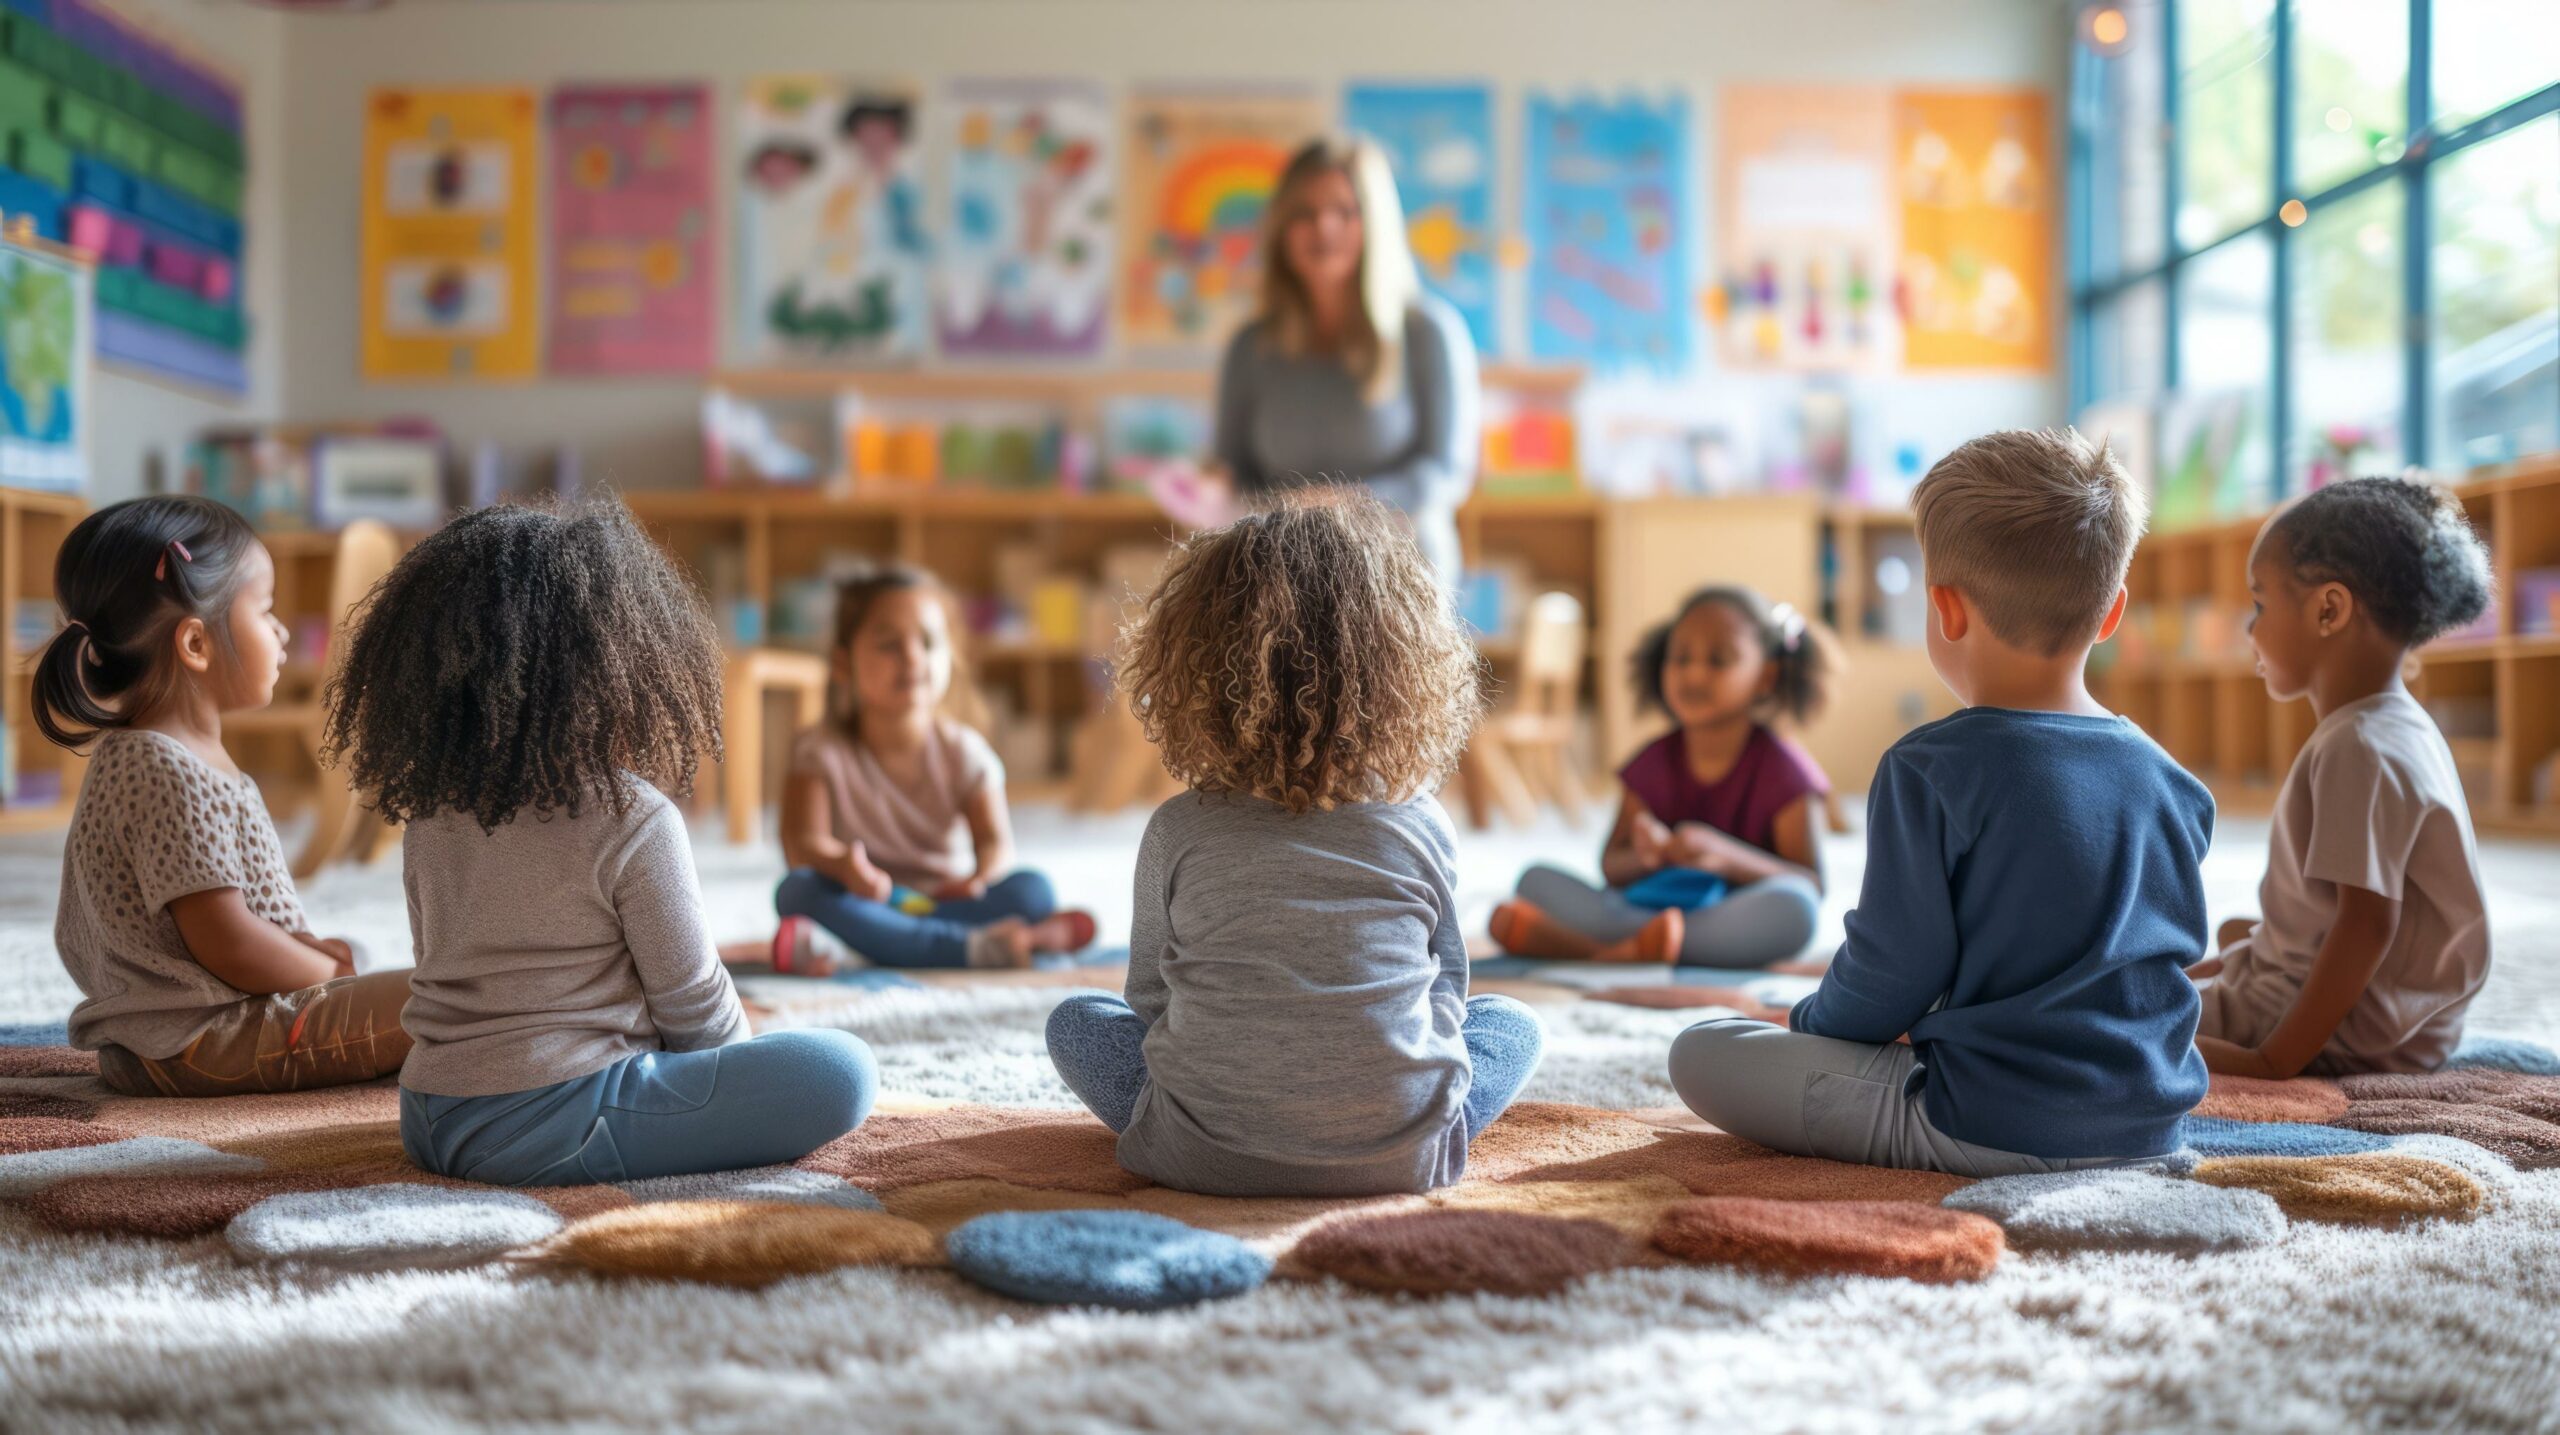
[
  {"xmin": 1213, "ymin": 294, "xmax": 1479, "ymax": 576},
  {"xmin": 1115, "ymin": 791, "xmax": 1475, "ymax": 1196},
  {"xmin": 398, "ymin": 780, "xmax": 748, "ymax": 1098}
]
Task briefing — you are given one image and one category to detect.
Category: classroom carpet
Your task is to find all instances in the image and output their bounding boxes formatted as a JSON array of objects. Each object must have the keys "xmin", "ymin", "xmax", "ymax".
[{"xmin": 4, "ymin": 805, "xmax": 2559, "ymax": 1432}]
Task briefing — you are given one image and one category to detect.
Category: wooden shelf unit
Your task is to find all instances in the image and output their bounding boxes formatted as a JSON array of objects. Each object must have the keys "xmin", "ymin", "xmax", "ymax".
[
  {"xmin": 2090, "ymin": 455, "xmax": 2560, "ymax": 834},
  {"xmin": 1, "ymin": 486, "xmax": 85, "ymax": 833}
]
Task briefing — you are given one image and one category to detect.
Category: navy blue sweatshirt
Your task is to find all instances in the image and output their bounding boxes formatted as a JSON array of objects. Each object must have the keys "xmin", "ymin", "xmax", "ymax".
[{"xmin": 1793, "ymin": 708, "xmax": 2214, "ymax": 1158}]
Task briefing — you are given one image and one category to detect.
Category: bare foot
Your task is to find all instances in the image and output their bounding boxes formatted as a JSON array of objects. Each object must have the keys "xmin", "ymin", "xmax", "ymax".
[
  {"xmin": 1594, "ymin": 908, "xmax": 1684, "ymax": 964},
  {"xmin": 964, "ymin": 918, "xmax": 1037, "ymax": 969},
  {"xmin": 1487, "ymin": 900, "xmax": 1600, "ymax": 960},
  {"xmin": 718, "ymin": 938, "xmax": 772, "ymax": 967}
]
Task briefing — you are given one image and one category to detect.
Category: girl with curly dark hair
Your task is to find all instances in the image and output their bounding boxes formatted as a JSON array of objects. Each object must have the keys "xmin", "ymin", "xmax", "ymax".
[
  {"xmin": 36, "ymin": 496, "xmax": 407, "ymax": 1097},
  {"xmin": 322, "ymin": 500, "xmax": 875, "ymax": 1186},
  {"xmin": 2193, "ymin": 475, "xmax": 2496, "ymax": 1080},
  {"xmin": 1490, "ymin": 584, "xmax": 1839, "ymax": 969},
  {"xmin": 1043, "ymin": 496, "xmax": 1544, "ymax": 1197}
]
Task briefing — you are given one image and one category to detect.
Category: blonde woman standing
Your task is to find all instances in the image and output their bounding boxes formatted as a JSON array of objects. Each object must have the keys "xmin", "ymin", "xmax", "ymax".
[{"xmin": 1200, "ymin": 136, "xmax": 1481, "ymax": 578}]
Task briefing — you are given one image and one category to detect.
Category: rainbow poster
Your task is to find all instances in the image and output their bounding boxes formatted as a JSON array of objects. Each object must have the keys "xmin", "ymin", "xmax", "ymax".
[
  {"xmin": 1522, "ymin": 93, "xmax": 1690, "ymax": 370},
  {"xmin": 547, "ymin": 84, "xmax": 716, "ymax": 375},
  {"xmin": 1118, "ymin": 87, "xmax": 1325, "ymax": 353},
  {"xmin": 1344, "ymin": 82, "xmax": 1497, "ymax": 352}
]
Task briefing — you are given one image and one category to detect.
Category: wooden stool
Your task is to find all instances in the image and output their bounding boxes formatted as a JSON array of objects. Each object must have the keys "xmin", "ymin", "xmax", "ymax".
[
  {"xmin": 1458, "ymin": 592, "xmax": 1589, "ymax": 829},
  {"xmin": 719, "ymin": 648, "xmax": 830, "ymax": 844}
]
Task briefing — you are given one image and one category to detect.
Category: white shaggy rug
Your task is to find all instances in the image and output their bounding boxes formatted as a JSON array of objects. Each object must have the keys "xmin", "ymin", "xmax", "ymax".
[{"xmin": 4, "ymin": 800, "xmax": 2559, "ymax": 1432}]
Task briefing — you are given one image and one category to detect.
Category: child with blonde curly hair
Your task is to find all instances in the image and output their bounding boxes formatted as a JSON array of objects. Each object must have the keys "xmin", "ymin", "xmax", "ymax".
[{"xmin": 1045, "ymin": 496, "xmax": 1544, "ymax": 1196}]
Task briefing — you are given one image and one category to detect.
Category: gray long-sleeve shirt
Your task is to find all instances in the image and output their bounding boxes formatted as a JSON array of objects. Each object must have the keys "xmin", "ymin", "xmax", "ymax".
[
  {"xmin": 398, "ymin": 779, "xmax": 748, "ymax": 1098},
  {"xmin": 1114, "ymin": 791, "xmax": 1475, "ymax": 1196},
  {"xmin": 1212, "ymin": 294, "xmax": 1480, "ymax": 577}
]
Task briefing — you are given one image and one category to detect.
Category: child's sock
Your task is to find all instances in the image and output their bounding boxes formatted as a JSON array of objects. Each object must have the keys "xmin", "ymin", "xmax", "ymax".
[
  {"xmin": 772, "ymin": 916, "xmax": 858, "ymax": 977},
  {"xmin": 965, "ymin": 918, "xmax": 1037, "ymax": 969},
  {"xmin": 1593, "ymin": 908, "xmax": 1683, "ymax": 964},
  {"xmin": 1488, "ymin": 900, "xmax": 1600, "ymax": 960},
  {"xmin": 1028, "ymin": 910, "xmax": 1097, "ymax": 954}
]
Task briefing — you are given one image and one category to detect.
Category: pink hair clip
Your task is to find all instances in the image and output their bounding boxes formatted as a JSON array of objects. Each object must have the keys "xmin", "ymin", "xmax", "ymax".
[{"xmin": 154, "ymin": 538, "xmax": 192, "ymax": 582}]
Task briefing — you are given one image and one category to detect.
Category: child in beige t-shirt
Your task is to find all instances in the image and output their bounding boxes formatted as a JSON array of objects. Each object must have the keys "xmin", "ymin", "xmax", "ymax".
[{"xmin": 2195, "ymin": 478, "xmax": 2495, "ymax": 1077}]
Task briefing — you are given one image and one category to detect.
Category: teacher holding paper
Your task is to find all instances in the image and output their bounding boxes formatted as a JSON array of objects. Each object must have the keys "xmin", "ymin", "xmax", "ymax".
[{"xmin": 1197, "ymin": 135, "xmax": 1480, "ymax": 579}]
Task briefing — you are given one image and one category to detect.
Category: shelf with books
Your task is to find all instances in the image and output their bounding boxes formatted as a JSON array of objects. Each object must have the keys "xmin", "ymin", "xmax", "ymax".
[{"xmin": 1, "ymin": 486, "xmax": 85, "ymax": 832}]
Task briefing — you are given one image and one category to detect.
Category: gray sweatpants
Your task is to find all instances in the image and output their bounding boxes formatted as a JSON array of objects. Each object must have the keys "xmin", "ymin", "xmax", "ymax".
[
  {"xmin": 1516, "ymin": 862, "xmax": 1820, "ymax": 968},
  {"xmin": 1666, "ymin": 1018, "xmax": 2162, "ymax": 1178}
]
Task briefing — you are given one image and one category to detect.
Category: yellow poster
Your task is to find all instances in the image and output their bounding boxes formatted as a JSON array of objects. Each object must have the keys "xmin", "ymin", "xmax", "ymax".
[
  {"xmin": 1895, "ymin": 90, "xmax": 2051, "ymax": 371},
  {"xmin": 362, "ymin": 88, "xmax": 541, "ymax": 380}
]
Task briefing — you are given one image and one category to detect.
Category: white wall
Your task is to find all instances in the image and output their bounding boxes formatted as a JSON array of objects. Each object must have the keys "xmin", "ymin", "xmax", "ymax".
[{"xmin": 100, "ymin": 0, "xmax": 2072, "ymax": 496}]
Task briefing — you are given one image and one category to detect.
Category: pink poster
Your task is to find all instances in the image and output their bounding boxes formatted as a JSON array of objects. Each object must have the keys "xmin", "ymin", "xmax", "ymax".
[{"xmin": 547, "ymin": 84, "xmax": 715, "ymax": 374}]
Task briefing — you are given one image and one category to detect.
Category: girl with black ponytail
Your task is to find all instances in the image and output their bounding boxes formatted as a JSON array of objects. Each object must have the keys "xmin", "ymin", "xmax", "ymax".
[{"xmin": 37, "ymin": 496, "xmax": 409, "ymax": 1096}]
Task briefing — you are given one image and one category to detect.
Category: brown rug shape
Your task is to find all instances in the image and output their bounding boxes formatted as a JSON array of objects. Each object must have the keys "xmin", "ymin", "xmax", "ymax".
[
  {"xmin": 0, "ymin": 1046, "xmax": 100, "ymax": 1078},
  {"xmin": 882, "ymin": 1178, "xmax": 1138, "ymax": 1237},
  {"xmin": 1431, "ymin": 1175, "xmax": 1691, "ymax": 1238},
  {"xmin": 1501, "ymin": 1123, "xmax": 1968, "ymax": 1204},
  {"xmin": 1652, "ymin": 1198, "xmax": 2004, "ymax": 1283},
  {"xmin": 90, "ymin": 1083, "xmax": 400, "ymax": 1143},
  {"xmin": 0, "ymin": 1092, "xmax": 97, "ymax": 1122},
  {"xmin": 25, "ymin": 1169, "xmax": 361, "ymax": 1238},
  {"xmin": 0, "ymin": 1117, "xmax": 123, "ymax": 1157},
  {"xmin": 2338, "ymin": 1069, "xmax": 2560, "ymax": 1122},
  {"xmin": 797, "ymin": 1105, "xmax": 1150, "ymax": 1195},
  {"xmin": 1289, "ymin": 1209, "xmax": 1636, "ymax": 1295},
  {"xmin": 2191, "ymin": 1153, "xmax": 2486, "ymax": 1224},
  {"xmin": 1587, "ymin": 986, "xmax": 1756, "ymax": 1011},
  {"xmin": 2328, "ymin": 1100, "xmax": 2560, "ymax": 1170},
  {"xmin": 2193, "ymin": 1074, "xmax": 2350, "ymax": 1124},
  {"xmin": 1461, "ymin": 1102, "xmax": 1677, "ymax": 1182},
  {"xmin": 523, "ymin": 1200, "xmax": 939, "ymax": 1287}
]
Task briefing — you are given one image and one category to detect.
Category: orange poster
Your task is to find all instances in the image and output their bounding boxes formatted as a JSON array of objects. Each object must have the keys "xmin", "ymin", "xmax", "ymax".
[
  {"xmin": 1895, "ymin": 90, "xmax": 2052, "ymax": 371},
  {"xmin": 361, "ymin": 88, "xmax": 542, "ymax": 380}
]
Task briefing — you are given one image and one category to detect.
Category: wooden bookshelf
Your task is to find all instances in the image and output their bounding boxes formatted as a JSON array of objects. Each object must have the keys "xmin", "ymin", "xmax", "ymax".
[
  {"xmin": 2090, "ymin": 454, "xmax": 2560, "ymax": 835},
  {"xmin": 1, "ymin": 486, "xmax": 85, "ymax": 833}
]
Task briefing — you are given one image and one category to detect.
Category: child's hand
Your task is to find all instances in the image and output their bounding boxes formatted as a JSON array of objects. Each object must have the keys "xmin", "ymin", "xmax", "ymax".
[
  {"xmin": 296, "ymin": 932, "xmax": 358, "ymax": 979},
  {"xmin": 837, "ymin": 843, "xmax": 895, "ymax": 903},
  {"xmin": 1671, "ymin": 822, "xmax": 1743, "ymax": 876},
  {"xmin": 1630, "ymin": 811, "xmax": 1674, "ymax": 871},
  {"xmin": 933, "ymin": 876, "xmax": 989, "ymax": 902}
]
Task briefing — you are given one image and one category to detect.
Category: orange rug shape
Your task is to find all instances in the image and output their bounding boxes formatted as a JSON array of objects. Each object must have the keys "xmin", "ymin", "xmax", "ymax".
[
  {"xmin": 0, "ymin": 1117, "xmax": 121, "ymax": 1157},
  {"xmin": 1461, "ymin": 1102, "xmax": 1679, "ymax": 1182},
  {"xmin": 526, "ymin": 1200, "xmax": 940, "ymax": 1287},
  {"xmin": 2338, "ymin": 1069, "xmax": 2560, "ymax": 1122},
  {"xmin": 90, "ymin": 1083, "xmax": 401, "ymax": 1143},
  {"xmin": 0, "ymin": 1046, "xmax": 100, "ymax": 1078},
  {"xmin": 1430, "ymin": 1175, "xmax": 1691, "ymax": 1237},
  {"xmin": 2191, "ymin": 1154, "xmax": 2486, "ymax": 1224},
  {"xmin": 1652, "ymin": 1198, "xmax": 2004, "ymax": 1283},
  {"xmin": 2194, "ymin": 1074, "xmax": 2350, "ymax": 1124},
  {"xmin": 1587, "ymin": 986, "xmax": 1755, "ymax": 1011},
  {"xmin": 797, "ymin": 1106, "xmax": 1150, "ymax": 1195},
  {"xmin": 1289, "ymin": 1209, "xmax": 1637, "ymax": 1295},
  {"xmin": 1501, "ymin": 1122, "xmax": 1968, "ymax": 1204},
  {"xmin": 2327, "ymin": 1101, "xmax": 2560, "ymax": 1170}
]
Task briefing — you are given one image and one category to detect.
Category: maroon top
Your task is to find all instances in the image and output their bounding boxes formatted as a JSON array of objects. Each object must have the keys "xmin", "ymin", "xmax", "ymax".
[{"xmin": 1617, "ymin": 724, "xmax": 1831, "ymax": 856}]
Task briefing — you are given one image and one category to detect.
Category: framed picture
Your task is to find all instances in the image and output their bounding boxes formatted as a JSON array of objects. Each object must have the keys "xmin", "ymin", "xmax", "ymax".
[{"xmin": 313, "ymin": 436, "xmax": 447, "ymax": 530}]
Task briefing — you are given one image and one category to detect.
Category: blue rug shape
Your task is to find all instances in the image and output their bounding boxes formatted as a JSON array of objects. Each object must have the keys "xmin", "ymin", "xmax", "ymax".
[
  {"xmin": 945, "ymin": 1209, "xmax": 1271, "ymax": 1310},
  {"xmin": 1033, "ymin": 944, "xmax": 1132, "ymax": 971},
  {"xmin": 827, "ymin": 970, "xmax": 924, "ymax": 990},
  {"xmin": 2445, "ymin": 1036, "xmax": 2560, "ymax": 1077},
  {"xmin": 2180, "ymin": 1116, "xmax": 2391, "ymax": 1158},
  {"xmin": 0, "ymin": 1023, "xmax": 71, "ymax": 1048}
]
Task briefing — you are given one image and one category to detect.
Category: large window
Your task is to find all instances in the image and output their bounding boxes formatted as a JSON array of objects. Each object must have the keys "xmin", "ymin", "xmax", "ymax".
[{"xmin": 2072, "ymin": 0, "xmax": 2559, "ymax": 507}]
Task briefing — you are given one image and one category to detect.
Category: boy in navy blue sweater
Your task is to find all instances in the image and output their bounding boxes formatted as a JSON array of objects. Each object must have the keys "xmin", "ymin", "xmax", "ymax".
[{"xmin": 1668, "ymin": 428, "xmax": 2212, "ymax": 1175}]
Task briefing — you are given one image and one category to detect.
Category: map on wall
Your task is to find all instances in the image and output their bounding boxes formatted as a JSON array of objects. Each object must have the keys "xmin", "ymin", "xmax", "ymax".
[
  {"xmin": 1117, "ymin": 86, "xmax": 1325, "ymax": 355},
  {"xmin": 1715, "ymin": 86, "xmax": 1895, "ymax": 371},
  {"xmin": 937, "ymin": 78, "xmax": 1113, "ymax": 357},
  {"xmin": 547, "ymin": 84, "xmax": 716, "ymax": 375},
  {"xmin": 1523, "ymin": 93, "xmax": 1690, "ymax": 370},
  {"xmin": 1344, "ymin": 82, "xmax": 1498, "ymax": 353},
  {"xmin": 0, "ymin": 237, "xmax": 90, "ymax": 493},
  {"xmin": 1895, "ymin": 89, "xmax": 2052, "ymax": 371},
  {"xmin": 733, "ymin": 77, "xmax": 929, "ymax": 365},
  {"xmin": 360, "ymin": 88, "xmax": 543, "ymax": 381}
]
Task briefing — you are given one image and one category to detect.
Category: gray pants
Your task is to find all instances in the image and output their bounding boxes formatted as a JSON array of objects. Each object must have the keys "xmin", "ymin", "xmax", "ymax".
[
  {"xmin": 1666, "ymin": 1018, "xmax": 2151, "ymax": 1178},
  {"xmin": 1516, "ymin": 863, "xmax": 1819, "ymax": 968}
]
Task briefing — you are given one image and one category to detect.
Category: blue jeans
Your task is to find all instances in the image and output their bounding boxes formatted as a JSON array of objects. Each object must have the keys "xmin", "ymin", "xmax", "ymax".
[
  {"xmin": 399, "ymin": 1029, "xmax": 877, "ymax": 1187},
  {"xmin": 775, "ymin": 867, "xmax": 1058, "ymax": 969},
  {"xmin": 1045, "ymin": 992, "xmax": 1545, "ymax": 1142}
]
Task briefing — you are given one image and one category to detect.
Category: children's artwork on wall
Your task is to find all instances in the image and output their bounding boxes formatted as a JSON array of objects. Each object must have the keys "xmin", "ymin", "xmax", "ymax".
[
  {"xmin": 1343, "ymin": 82, "xmax": 1497, "ymax": 353},
  {"xmin": 547, "ymin": 84, "xmax": 715, "ymax": 375},
  {"xmin": 938, "ymin": 78, "xmax": 1113, "ymax": 357},
  {"xmin": 361, "ymin": 88, "xmax": 541, "ymax": 381},
  {"xmin": 1895, "ymin": 89, "xmax": 2051, "ymax": 371},
  {"xmin": 733, "ymin": 77, "xmax": 929, "ymax": 365},
  {"xmin": 1522, "ymin": 93, "xmax": 1690, "ymax": 371},
  {"xmin": 0, "ymin": 234, "xmax": 90, "ymax": 493},
  {"xmin": 1714, "ymin": 86, "xmax": 1895, "ymax": 371},
  {"xmin": 1118, "ymin": 86, "xmax": 1325, "ymax": 355}
]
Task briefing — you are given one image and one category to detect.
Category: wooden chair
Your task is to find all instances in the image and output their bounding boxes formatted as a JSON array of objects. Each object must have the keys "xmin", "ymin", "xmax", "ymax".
[
  {"xmin": 717, "ymin": 648, "xmax": 831, "ymax": 844},
  {"xmin": 1457, "ymin": 592, "xmax": 1588, "ymax": 829},
  {"xmin": 224, "ymin": 520, "xmax": 402, "ymax": 878}
]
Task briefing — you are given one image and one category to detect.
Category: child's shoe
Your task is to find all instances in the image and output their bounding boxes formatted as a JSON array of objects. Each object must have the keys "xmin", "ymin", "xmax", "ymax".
[
  {"xmin": 965, "ymin": 919, "xmax": 1039, "ymax": 970},
  {"xmin": 1029, "ymin": 910, "xmax": 1098, "ymax": 954},
  {"xmin": 772, "ymin": 916, "xmax": 859, "ymax": 977},
  {"xmin": 1594, "ymin": 908, "xmax": 1683, "ymax": 964}
]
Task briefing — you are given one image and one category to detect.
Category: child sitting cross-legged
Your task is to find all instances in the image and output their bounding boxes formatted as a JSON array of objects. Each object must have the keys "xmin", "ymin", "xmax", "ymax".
[
  {"xmin": 1045, "ymin": 496, "xmax": 1545, "ymax": 1197},
  {"xmin": 1669, "ymin": 429, "xmax": 2212, "ymax": 1176}
]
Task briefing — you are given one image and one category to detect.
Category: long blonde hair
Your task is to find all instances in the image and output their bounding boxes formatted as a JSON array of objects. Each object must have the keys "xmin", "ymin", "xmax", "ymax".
[{"xmin": 1255, "ymin": 135, "xmax": 1422, "ymax": 401}]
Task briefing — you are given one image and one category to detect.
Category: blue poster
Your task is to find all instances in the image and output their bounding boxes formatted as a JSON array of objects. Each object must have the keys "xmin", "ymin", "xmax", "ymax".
[
  {"xmin": 1523, "ymin": 93, "xmax": 1690, "ymax": 370},
  {"xmin": 1344, "ymin": 82, "xmax": 1497, "ymax": 353}
]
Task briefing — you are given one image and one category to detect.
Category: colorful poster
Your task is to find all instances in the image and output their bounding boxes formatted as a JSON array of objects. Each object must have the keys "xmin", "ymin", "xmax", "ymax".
[
  {"xmin": 547, "ymin": 85, "xmax": 716, "ymax": 375},
  {"xmin": 937, "ymin": 79, "xmax": 1113, "ymax": 357},
  {"xmin": 1896, "ymin": 90, "xmax": 2052, "ymax": 371},
  {"xmin": 361, "ymin": 88, "xmax": 541, "ymax": 381},
  {"xmin": 1523, "ymin": 93, "xmax": 1690, "ymax": 370},
  {"xmin": 0, "ymin": 236, "xmax": 90, "ymax": 493},
  {"xmin": 1715, "ymin": 86, "xmax": 1895, "ymax": 370},
  {"xmin": 1118, "ymin": 87, "xmax": 1326, "ymax": 353},
  {"xmin": 1344, "ymin": 82, "xmax": 1498, "ymax": 352},
  {"xmin": 734, "ymin": 78, "xmax": 929, "ymax": 365}
]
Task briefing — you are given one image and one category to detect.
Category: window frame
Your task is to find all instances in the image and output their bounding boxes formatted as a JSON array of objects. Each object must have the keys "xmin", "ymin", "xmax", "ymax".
[{"xmin": 2069, "ymin": 0, "xmax": 2560, "ymax": 494}]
